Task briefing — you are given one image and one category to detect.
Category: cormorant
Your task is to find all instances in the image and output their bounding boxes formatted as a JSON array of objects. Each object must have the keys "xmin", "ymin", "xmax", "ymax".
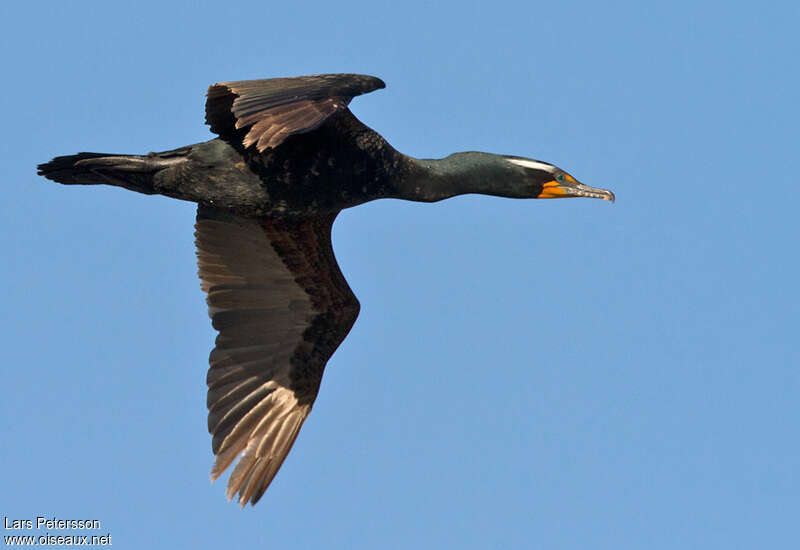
[{"xmin": 38, "ymin": 74, "xmax": 615, "ymax": 506}]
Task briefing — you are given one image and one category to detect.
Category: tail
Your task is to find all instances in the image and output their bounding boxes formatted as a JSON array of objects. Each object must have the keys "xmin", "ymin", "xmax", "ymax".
[{"xmin": 37, "ymin": 149, "xmax": 188, "ymax": 195}]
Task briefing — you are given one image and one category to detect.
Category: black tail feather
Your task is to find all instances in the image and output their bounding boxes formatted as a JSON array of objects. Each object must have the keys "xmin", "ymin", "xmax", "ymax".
[
  {"xmin": 37, "ymin": 153, "xmax": 131, "ymax": 186},
  {"xmin": 37, "ymin": 151, "xmax": 187, "ymax": 195}
]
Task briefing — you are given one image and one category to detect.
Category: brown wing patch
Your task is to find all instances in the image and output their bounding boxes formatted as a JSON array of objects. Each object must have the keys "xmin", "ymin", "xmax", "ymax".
[
  {"xmin": 205, "ymin": 73, "xmax": 385, "ymax": 152},
  {"xmin": 195, "ymin": 205, "xmax": 359, "ymax": 505}
]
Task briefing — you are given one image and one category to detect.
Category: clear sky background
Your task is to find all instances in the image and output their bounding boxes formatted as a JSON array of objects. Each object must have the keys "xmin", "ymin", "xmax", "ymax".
[{"xmin": 2, "ymin": 1, "xmax": 798, "ymax": 548}]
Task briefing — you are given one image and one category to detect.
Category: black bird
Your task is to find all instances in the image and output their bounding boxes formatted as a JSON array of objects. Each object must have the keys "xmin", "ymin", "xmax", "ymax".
[{"xmin": 38, "ymin": 74, "xmax": 614, "ymax": 506}]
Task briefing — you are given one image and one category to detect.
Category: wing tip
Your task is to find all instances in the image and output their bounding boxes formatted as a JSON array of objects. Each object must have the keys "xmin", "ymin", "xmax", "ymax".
[{"xmin": 362, "ymin": 74, "xmax": 386, "ymax": 92}]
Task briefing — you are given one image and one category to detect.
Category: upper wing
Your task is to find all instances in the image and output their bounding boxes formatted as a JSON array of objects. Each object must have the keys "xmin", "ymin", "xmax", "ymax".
[
  {"xmin": 205, "ymin": 73, "xmax": 385, "ymax": 152},
  {"xmin": 195, "ymin": 205, "xmax": 360, "ymax": 506}
]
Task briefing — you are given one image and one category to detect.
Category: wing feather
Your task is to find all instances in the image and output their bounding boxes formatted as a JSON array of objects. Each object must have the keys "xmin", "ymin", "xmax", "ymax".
[
  {"xmin": 195, "ymin": 205, "xmax": 359, "ymax": 506},
  {"xmin": 205, "ymin": 73, "xmax": 385, "ymax": 151}
]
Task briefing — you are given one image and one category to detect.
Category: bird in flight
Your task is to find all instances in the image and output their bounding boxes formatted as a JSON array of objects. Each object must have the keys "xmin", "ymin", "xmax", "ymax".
[{"xmin": 38, "ymin": 74, "xmax": 614, "ymax": 506}]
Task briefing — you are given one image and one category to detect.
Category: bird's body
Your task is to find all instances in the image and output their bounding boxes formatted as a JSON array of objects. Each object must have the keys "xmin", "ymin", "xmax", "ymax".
[
  {"xmin": 42, "ymin": 113, "xmax": 403, "ymax": 216},
  {"xmin": 38, "ymin": 74, "xmax": 614, "ymax": 506}
]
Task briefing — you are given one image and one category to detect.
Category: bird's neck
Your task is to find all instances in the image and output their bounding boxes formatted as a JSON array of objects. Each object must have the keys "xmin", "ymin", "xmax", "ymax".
[{"xmin": 396, "ymin": 152, "xmax": 503, "ymax": 202}]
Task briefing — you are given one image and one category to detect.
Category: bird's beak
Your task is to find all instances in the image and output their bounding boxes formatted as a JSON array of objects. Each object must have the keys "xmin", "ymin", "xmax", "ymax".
[{"xmin": 539, "ymin": 174, "xmax": 615, "ymax": 202}]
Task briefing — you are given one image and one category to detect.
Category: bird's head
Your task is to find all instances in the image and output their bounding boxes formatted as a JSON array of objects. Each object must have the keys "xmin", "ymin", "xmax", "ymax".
[
  {"xmin": 399, "ymin": 152, "xmax": 615, "ymax": 203},
  {"xmin": 502, "ymin": 156, "xmax": 615, "ymax": 202}
]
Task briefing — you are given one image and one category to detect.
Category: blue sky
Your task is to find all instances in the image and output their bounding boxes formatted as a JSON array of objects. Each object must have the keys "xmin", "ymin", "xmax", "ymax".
[{"xmin": 2, "ymin": 1, "xmax": 798, "ymax": 548}]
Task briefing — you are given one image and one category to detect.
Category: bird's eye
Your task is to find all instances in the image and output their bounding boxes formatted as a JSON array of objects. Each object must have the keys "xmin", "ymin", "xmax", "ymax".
[{"xmin": 555, "ymin": 173, "xmax": 566, "ymax": 184}]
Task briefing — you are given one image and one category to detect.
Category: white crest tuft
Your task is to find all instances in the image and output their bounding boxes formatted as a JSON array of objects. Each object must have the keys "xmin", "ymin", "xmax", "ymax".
[{"xmin": 505, "ymin": 158, "xmax": 557, "ymax": 173}]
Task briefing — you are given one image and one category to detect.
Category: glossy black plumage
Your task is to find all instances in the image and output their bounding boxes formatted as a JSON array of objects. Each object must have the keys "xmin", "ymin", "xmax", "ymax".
[{"xmin": 38, "ymin": 73, "xmax": 613, "ymax": 506}]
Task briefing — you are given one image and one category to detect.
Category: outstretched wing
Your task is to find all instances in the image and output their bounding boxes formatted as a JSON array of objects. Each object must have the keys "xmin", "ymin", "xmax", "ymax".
[
  {"xmin": 195, "ymin": 205, "xmax": 360, "ymax": 506},
  {"xmin": 205, "ymin": 73, "xmax": 385, "ymax": 152}
]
